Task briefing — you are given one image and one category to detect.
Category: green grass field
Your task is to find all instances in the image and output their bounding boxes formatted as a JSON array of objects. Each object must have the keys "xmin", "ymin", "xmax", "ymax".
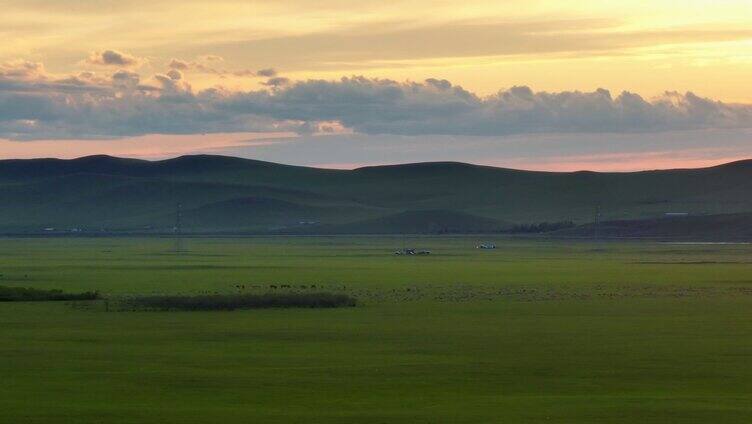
[{"xmin": 2, "ymin": 236, "xmax": 752, "ymax": 423}]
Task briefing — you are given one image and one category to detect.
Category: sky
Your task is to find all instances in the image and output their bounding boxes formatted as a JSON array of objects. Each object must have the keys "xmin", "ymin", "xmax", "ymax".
[{"xmin": 2, "ymin": 0, "xmax": 752, "ymax": 171}]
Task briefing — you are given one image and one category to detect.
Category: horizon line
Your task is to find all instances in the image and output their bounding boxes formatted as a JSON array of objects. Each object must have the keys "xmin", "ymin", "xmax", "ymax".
[{"xmin": 1, "ymin": 153, "xmax": 747, "ymax": 174}]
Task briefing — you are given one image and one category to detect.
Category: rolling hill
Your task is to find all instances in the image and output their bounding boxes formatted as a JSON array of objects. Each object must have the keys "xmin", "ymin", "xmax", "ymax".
[{"xmin": 0, "ymin": 154, "xmax": 751, "ymax": 236}]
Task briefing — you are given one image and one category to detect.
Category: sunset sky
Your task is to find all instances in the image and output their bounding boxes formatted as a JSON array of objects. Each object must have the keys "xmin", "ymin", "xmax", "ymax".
[{"xmin": 2, "ymin": 0, "xmax": 752, "ymax": 170}]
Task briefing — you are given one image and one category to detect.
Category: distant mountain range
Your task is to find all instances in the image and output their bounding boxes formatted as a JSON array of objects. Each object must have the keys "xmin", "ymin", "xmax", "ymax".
[{"xmin": 1, "ymin": 154, "xmax": 751, "ymax": 238}]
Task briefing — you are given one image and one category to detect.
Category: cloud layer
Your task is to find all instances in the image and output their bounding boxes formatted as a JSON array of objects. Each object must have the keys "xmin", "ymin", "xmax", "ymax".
[{"xmin": 2, "ymin": 59, "xmax": 752, "ymax": 141}]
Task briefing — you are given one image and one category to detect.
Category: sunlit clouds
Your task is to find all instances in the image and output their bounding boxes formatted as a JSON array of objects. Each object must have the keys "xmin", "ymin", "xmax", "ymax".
[
  {"xmin": 3, "ymin": 0, "xmax": 752, "ymax": 98},
  {"xmin": 2, "ymin": 0, "xmax": 752, "ymax": 170}
]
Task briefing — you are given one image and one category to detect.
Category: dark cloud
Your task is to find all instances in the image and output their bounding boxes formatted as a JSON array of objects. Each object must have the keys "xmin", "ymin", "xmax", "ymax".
[
  {"xmin": 226, "ymin": 77, "xmax": 752, "ymax": 137},
  {"xmin": 425, "ymin": 78, "xmax": 452, "ymax": 90},
  {"xmin": 87, "ymin": 50, "xmax": 142, "ymax": 67},
  {"xmin": 261, "ymin": 76, "xmax": 290, "ymax": 87},
  {"xmin": 168, "ymin": 57, "xmax": 260, "ymax": 77},
  {"xmin": 111, "ymin": 69, "xmax": 140, "ymax": 88},
  {"xmin": 2, "ymin": 67, "xmax": 752, "ymax": 141},
  {"xmin": 166, "ymin": 69, "xmax": 183, "ymax": 80},
  {"xmin": 256, "ymin": 68, "xmax": 277, "ymax": 77}
]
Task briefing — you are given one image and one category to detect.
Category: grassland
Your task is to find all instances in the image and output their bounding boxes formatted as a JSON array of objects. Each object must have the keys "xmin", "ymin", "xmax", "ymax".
[{"xmin": 2, "ymin": 236, "xmax": 752, "ymax": 423}]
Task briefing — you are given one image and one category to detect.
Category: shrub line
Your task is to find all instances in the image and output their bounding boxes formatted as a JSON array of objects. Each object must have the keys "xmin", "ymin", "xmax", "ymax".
[{"xmin": 121, "ymin": 292, "xmax": 357, "ymax": 311}]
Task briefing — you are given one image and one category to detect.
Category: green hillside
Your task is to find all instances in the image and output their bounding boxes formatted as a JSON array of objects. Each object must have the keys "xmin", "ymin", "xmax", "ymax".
[{"xmin": 0, "ymin": 155, "xmax": 751, "ymax": 234}]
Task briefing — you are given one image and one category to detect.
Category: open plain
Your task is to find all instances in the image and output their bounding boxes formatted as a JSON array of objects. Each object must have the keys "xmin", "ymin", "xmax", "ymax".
[{"xmin": 2, "ymin": 236, "xmax": 752, "ymax": 423}]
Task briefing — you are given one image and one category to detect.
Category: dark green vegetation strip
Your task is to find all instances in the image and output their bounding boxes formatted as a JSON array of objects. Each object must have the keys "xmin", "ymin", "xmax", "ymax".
[
  {"xmin": 122, "ymin": 292, "xmax": 356, "ymax": 311},
  {"xmin": 0, "ymin": 285, "xmax": 99, "ymax": 302}
]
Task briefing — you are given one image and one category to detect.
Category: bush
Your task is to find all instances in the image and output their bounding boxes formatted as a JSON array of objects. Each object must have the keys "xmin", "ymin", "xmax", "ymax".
[
  {"xmin": 0, "ymin": 285, "xmax": 100, "ymax": 302},
  {"xmin": 122, "ymin": 292, "xmax": 357, "ymax": 311}
]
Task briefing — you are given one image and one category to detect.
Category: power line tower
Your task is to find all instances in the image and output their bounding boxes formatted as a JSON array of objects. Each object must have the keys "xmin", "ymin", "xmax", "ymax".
[
  {"xmin": 593, "ymin": 203, "xmax": 602, "ymax": 241},
  {"xmin": 173, "ymin": 202, "xmax": 184, "ymax": 253}
]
